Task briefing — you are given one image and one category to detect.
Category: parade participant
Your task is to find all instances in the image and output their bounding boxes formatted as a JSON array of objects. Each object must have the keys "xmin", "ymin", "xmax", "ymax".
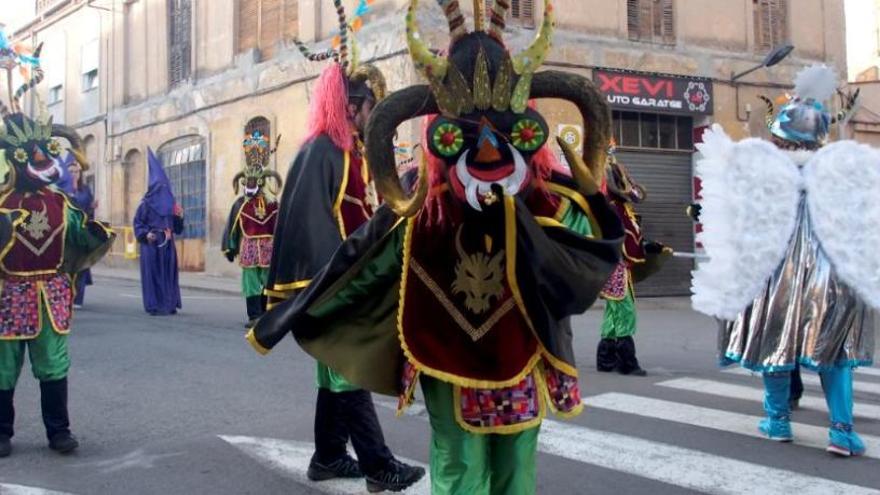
[
  {"xmin": 67, "ymin": 162, "xmax": 96, "ymax": 309},
  {"xmin": 222, "ymin": 131, "xmax": 282, "ymax": 325},
  {"xmin": 247, "ymin": 2, "xmax": 425, "ymax": 492},
  {"xmin": 597, "ymin": 145, "xmax": 670, "ymax": 376},
  {"xmin": 250, "ymin": 1, "xmax": 624, "ymax": 492},
  {"xmin": 0, "ymin": 44, "xmax": 115, "ymax": 456},
  {"xmin": 693, "ymin": 65, "xmax": 875, "ymax": 457},
  {"xmin": 134, "ymin": 148, "xmax": 184, "ymax": 316}
]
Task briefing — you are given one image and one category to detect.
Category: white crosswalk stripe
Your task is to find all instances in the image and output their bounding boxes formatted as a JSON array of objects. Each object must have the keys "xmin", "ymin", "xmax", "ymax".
[
  {"xmin": 218, "ymin": 435, "xmax": 431, "ymax": 495},
  {"xmin": 374, "ymin": 400, "xmax": 880, "ymax": 495},
  {"xmin": 587, "ymin": 392, "xmax": 880, "ymax": 460},
  {"xmin": 656, "ymin": 377, "xmax": 880, "ymax": 420},
  {"xmin": 857, "ymin": 367, "xmax": 880, "ymax": 378},
  {"xmin": 722, "ymin": 367, "xmax": 880, "ymax": 396},
  {"xmin": 0, "ymin": 485, "xmax": 73, "ymax": 495}
]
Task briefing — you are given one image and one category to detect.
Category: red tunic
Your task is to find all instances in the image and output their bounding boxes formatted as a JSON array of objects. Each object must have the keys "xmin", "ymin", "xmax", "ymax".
[
  {"xmin": 237, "ymin": 196, "xmax": 278, "ymax": 269},
  {"xmin": 0, "ymin": 189, "xmax": 73, "ymax": 339}
]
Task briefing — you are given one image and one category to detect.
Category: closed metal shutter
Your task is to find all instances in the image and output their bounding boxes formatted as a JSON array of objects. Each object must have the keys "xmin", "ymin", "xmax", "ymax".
[{"xmin": 615, "ymin": 151, "xmax": 694, "ymax": 296}]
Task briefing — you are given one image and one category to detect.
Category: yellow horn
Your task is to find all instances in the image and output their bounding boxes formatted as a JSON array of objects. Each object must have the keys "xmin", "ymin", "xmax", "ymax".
[
  {"xmin": 511, "ymin": 0, "xmax": 554, "ymax": 75},
  {"xmin": 407, "ymin": 0, "xmax": 449, "ymax": 80}
]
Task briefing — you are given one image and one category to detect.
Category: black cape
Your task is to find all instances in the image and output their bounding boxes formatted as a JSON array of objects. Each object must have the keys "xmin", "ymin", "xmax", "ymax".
[
  {"xmin": 252, "ymin": 179, "xmax": 624, "ymax": 395},
  {"xmin": 265, "ymin": 135, "xmax": 348, "ymax": 302}
]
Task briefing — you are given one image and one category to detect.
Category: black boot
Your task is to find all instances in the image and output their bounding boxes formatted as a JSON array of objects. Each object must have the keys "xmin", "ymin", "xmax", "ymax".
[
  {"xmin": 0, "ymin": 388, "xmax": 13, "ymax": 458},
  {"xmin": 40, "ymin": 378, "xmax": 78, "ymax": 454},
  {"xmin": 365, "ymin": 459, "xmax": 426, "ymax": 493},
  {"xmin": 596, "ymin": 338, "xmax": 619, "ymax": 372},
  {"xmin": 616, "ymin": 336, "xmax": 647, "ymax": 376},
  {"xmin": 245, "ymin": 296, "xmax": 264, "ymax": 327}
]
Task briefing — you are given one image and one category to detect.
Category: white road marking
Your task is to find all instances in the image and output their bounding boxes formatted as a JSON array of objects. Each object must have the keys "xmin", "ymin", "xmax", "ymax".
[
  {"xmin": 375, "ymin": 400, "xmax": 879, "ymax": 494},
  {"xmin": 74, "ymin": 449, "xmax": 184, "ymax": 474},
  {"xmin": 657, "ymin": 377, "xmax": 880, "ymax": 420},
  {"xmin": 0, "ymin": 485, "xmax": 73, "ymax": 495},
  {"xmin": 722, "ymin": 367, "xmax": 880, "ymax": 395},
  {"xmin": 218, "ymin": 436, "xmax": 430, "ymax": 495},
  {"xmin": 856, "ymin": 367, "xmax": 880, "ymax": 377},
  {"xmin": 588, "ymin": 392, "xmax": 880, "ymax": 459}
]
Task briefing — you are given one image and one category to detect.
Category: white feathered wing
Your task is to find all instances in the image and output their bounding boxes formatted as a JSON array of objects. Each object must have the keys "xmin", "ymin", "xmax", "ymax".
[
  {"xmin": 803, "ymin": 141, "xmax": 880, "ymax": 310},
  {"xmin": 691, "ymin": 124, "xmax": 802, "ymax": 320}
]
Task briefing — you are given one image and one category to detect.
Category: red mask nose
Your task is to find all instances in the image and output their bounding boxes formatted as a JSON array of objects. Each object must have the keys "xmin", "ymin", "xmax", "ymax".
[{"xmin": 474, "ymin": 118, "xmax": 502, "ymax": 164}]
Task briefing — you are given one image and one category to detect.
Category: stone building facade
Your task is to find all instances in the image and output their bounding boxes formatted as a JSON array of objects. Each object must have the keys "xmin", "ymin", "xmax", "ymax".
[{"xmin": 9, "ymin": 0, "xmax": 848, "ymax": 293}]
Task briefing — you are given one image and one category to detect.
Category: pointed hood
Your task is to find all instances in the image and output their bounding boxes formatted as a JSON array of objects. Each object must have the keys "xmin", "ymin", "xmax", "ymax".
[{"xmin": 143, "ymin": 147, "xmax": 175, "ymax": 217}]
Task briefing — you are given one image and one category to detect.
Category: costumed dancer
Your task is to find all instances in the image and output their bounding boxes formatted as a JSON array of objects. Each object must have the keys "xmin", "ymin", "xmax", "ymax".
[
  {"xmin": 247, "ymin": 2, "xmax": 425, "ymax": 492},
  {"xmin": 57, "ymin": 155, "xmax": 96, "ymax": 309},
  {"xmin": 693, "ymin": 65, "xmax": 875, "ymax": 457},
  {"xmin": 134, "ymin": 148, "xmax": 184, "ymax": 316},
  {"xmin": 597, "ymin": 144, "xmax": 670, "ymax": 376},
  {"xmin": 250, "ymin": 1, "xmax": 625, "ymax": 493},
  {"xmin": 0, "ymin": 42, "xmax": 115, "ymax": 457},
  {"xmin": 222, "ymin": 131, "xmax": 282, "ymax": 325}
]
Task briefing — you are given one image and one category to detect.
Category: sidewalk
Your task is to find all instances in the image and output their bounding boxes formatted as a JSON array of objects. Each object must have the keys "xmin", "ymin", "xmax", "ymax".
[
  {"xmin": 92, "ymin": 266, "xmax": 694, "ymax": 310},
  {"xmin": 92, "ymin": 266, "xmax": 242, "ymax": 296}
]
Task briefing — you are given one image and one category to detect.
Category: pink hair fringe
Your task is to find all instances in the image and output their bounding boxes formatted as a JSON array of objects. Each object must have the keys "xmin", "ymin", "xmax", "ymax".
[{"xmin": 302, "ymin": 64, "xmax": 354, "ymax": 152}]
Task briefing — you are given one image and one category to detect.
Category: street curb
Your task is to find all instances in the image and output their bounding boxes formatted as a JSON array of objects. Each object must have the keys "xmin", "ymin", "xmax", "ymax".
[{"xmin": 92, "ymin": 270, "xmax": 242, "ymax": 297}]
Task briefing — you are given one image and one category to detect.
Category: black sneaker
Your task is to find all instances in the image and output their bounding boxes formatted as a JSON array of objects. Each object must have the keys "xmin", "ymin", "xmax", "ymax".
[
  {"xmin": 366, "ymin": 459, "xmax": 426, "ymax": 493},
  {"xmin": 0, "ymin": 434, "xmax": 10, "ymax": 458},
  {"xmin": 307, "ymin": 453, "xmax": 363, "ymax": 481},
  {"xmin": 619, "ymin": 367, "xmax": 648, "ymax": 377},
  {"xmin": 48, "ymin": 432, "xmax": 79, "ymax": 454}
]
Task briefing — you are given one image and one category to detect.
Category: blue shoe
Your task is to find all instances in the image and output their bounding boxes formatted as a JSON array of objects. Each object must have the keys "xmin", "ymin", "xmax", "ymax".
[
  {"xmin": 826, "ymin": 422, "xmax": 866, "ymax": 457},
  {"xmin": 758, "ymin": 417, "xmax": 793, "ymax": 442}
]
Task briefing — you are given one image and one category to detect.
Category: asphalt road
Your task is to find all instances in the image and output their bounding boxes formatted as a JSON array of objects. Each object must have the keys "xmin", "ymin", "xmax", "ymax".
[{"xmin": 1, "ymin": 276, "xmax": 879, "ymax": 495}]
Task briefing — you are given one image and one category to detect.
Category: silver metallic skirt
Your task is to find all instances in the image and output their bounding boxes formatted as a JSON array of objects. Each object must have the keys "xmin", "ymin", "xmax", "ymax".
[{"xmin": 719, "ymin": 200, "xmax": 875, "ymax": 372}]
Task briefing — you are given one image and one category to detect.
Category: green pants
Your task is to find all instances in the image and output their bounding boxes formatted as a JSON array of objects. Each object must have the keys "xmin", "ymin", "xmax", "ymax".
[
  {"xmin": 0, "ymin": 325, "xmax": 70, "ymax": 391},
  {"xmin": 315, "ymin": 362, "xmax": 360, "ymax": 393},
  {"xmin": 421, "ymin": 376, "xmax": 539, "ymax": 495},
  {"xmin": 241, "ymin": 266, "xmax": 269, "ymax": 298},
  {"xmin": 600, "ymin": 287, "xmax": 637, "ymax": 339}
]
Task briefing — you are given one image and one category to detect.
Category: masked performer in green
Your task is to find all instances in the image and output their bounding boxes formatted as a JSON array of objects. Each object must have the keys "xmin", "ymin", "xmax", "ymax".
[
  {"xmin": 249, "ymin": 1, "xmax": 625, "ymax": 493},
  {"xmin": 246, "ymin": 1, "xmax": 425, "ymax": 492},
  {"xmin": 223, "ymin": 131, "xmax": 282, "ymax": 325},
  {"xmin": 0, "ymin": 43, "xmax": 114, "ymax": 457}
]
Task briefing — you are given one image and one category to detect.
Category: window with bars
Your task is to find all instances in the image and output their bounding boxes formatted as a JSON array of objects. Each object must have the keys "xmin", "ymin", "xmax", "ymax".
[
  {"xmin": 753, "ymin": 0, "xmax": 788, "ymax": 52},
  {"xmin": 158, "ymin": 137, "xmax": 207, "ymax": 239},
  {"xmin": 238, "ymin": 0, "xmax": 299, "ymax": 59},
  {"xmin": 627, "ymin": 0, "xmax": 675, "ymax": 45},
  {"xmin": 612, "ymin": 111, "xmax": 693, "ymax": 151},
  {"xmin": 168, "ymin": 0, "xmax": 192, "ymax": 87}
]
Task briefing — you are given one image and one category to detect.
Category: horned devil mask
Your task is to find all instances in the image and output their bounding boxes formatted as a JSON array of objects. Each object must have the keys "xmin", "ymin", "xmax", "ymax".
[{"xmin": 364, "ymin": 0, "xmax": 611, "ymax": 217}]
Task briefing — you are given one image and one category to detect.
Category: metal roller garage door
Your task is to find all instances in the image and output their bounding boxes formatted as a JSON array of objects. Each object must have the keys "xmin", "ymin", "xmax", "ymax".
[{"xmin": 615, "ymin": 151, "xmax": 694, "ymax": 297}]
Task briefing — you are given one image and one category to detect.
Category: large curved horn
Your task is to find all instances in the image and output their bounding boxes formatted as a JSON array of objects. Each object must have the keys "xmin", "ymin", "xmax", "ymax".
[
  {"xmin": 51, "ymin": 123, "xmax": 89, "ymax": 172},
  {"xmin": 437, "ymin": 0, "xmax": 468, "ymax": 42},
  {"xmin": 0, "ymin": 101, "xmax": 11, "ymax": 119},
  {"xmin": 12, "ymin": 43, "xmax": 44, "ymax": 113},
  {"xmin": 758, "ymin": 95, "xmax": 775, "ymax": 130},
  {"xmin": 532, "ymin": 70, "xmax": 610, "ymax": 196},
  {"xmin": 364, "ymin": 85, "xmax": 437, "ymax": 217},
  {"xmin": 488, "ymin": 0, "xmax": 511, "ymax": 41},
  {"xmin": 407, "ymin": 0, "xmax": 449, "ymax": 81},
  {"xmin": 333, "ymin": 0, "xmax": 350, "ymax": 71},
  {"xmin": 350, "ymin": 63, "xmax": 388, "ymax": 101},
  {"xmin": 232, "ymin": 171, "xmax": 245, "ymax": 195},
  {"xmin": 293, "ymin": 39, "xmax": 336, "ymax": 62},
  {"xmin": 831, "ymin": 88, "xmax": 860, "ymax": 124},
  {"xmin": 511, "ymin": 0, "xmax": 554, "ymax": 76}
]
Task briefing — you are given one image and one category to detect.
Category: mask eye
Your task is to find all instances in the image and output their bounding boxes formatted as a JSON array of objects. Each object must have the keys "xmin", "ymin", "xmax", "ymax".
[
  {"xmin": 511, "ymin": 118, "xmax": 546, "ymax": 152},
  {"xmin": 12, "ymin": 148, "xmax": 29, "ymax": 164},
  {"xmin": 431, "ymin": 122, "xmax": 465, "ymax": 157},
  {"xmin": 46, "ymin": 140, "xmax": 62, "ymax": 157}
]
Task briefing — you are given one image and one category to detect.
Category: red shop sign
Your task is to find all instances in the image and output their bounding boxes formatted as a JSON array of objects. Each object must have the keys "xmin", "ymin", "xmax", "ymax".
[{"xmin": 593, "ymin": 69, "xmax": 714, "ymax": 116}]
